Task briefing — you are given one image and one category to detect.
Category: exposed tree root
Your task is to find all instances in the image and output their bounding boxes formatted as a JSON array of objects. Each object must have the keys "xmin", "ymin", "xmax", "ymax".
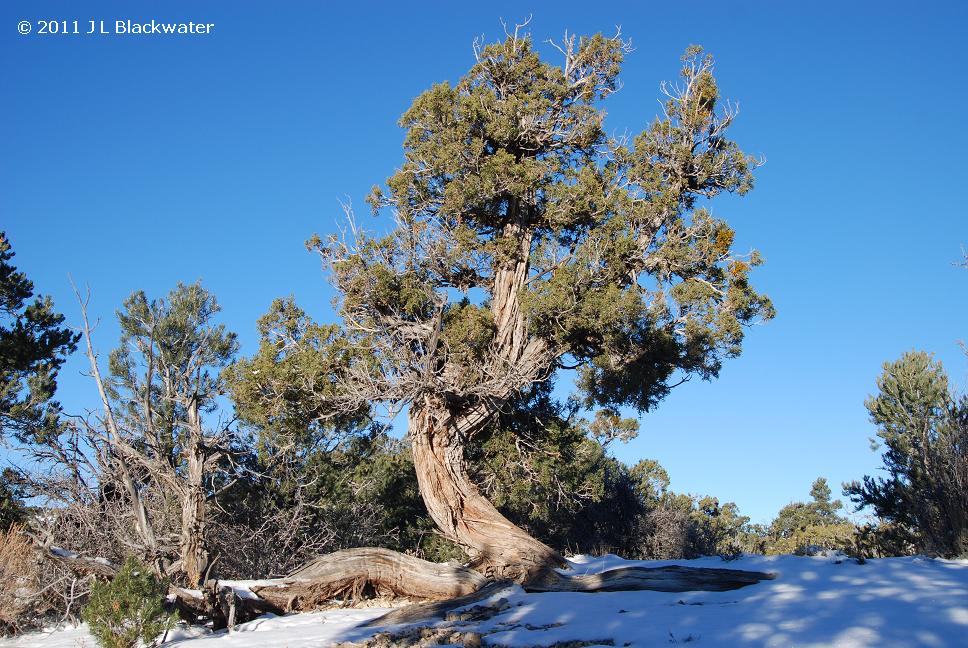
[
  {"xmin": 252, "ymin": 548, "xmax": 775, "ymax": 624},
  {"xmin": 357, "ymin": 555, "xmax": 775, "ymax": 628},
  {"xmin": 528, "ymin": 564, "xmax": 776, "ymax": 593},
  {"xmin": 249, "ymin": 548, "xmax": 487, "ymax": 612},
  {"xmin": 363, "ymin": 580, "xmax": 515, "ymax": 627}
]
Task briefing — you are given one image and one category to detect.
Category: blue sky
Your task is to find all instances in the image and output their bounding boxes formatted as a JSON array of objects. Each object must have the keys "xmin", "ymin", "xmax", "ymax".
[{"xmin": 3, "ymin": 0, "xmax": 966, "ymax": 524}]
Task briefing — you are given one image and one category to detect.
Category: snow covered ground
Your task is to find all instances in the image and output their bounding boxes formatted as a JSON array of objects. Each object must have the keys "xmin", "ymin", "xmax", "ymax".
[{"xmin": 4, "ymin": 553, "xmax": 967, "ymax": 647}]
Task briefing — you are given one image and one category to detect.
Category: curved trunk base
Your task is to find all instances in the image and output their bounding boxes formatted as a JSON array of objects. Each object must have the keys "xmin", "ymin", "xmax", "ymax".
[
  {"xmin": 250, "ymin": 548, "xmax": 487, "ymax": 612},
  {"xmin": 409, "ymin": 402, "xmax": 566, "ymax": 583}
]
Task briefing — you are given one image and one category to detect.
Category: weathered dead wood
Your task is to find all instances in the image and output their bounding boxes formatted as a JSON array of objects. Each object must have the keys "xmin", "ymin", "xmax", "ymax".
[
  {"xmin": 41, "ymin": 546, "xmax": 117, "ymax": 579},
  {"xmin": 528, "ymin": 565, "xmax": 776, "ymax": 593},
  {"xmin": 362, "ymin": 580, "xmax": 515, "ymax": 627},
  {"xmin": 249, "ymin": 548, "xmax": 487, "ymax": 612},
  {"xmin": 357, "ymin": 561, "xmax": 775, "ymax": 628},
  {"xmin": 39, "ymin": 537, "xmax": 776, "ymax": 632},
  {"xmin": 410, "ymin": 398, "xmax": 566, "ymax": 584},
  {"xmin": 169, "ymin": 586, "xmax": 208, "ymax": 623}
]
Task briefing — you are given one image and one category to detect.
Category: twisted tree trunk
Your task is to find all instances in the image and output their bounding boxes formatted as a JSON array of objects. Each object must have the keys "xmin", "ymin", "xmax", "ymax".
[
  {"xmin": 181, "ymin": 399, "xmax": 209, "ymax": 587},
  {"xmin": 409, "ymin": 397, "xmax": 564, "ymax": 582}
]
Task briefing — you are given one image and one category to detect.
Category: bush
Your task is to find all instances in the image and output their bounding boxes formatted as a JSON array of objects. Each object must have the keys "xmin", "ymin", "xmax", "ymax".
[{"xmin": 82, "ymin": 557, "xmax": 174, "ymax": 648}]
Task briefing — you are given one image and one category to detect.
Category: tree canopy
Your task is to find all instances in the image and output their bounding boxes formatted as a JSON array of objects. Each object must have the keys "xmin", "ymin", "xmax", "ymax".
[{"xmin": 308, "ymin": 36, "xmax": 773, "ymax": 425}]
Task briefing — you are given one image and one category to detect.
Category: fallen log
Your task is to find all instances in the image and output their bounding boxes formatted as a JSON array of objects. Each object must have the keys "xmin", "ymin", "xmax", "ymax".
[
  {"xmin": 362, "ymin": 580, "xmax": 516, "ymax": 627},
  {"xmin": 252, "ymin": 549, "xmax": 775, "ymax": 617},
  {"xmin": 250, "ymin": 548, "xmax": 488, "ymax": 612},
  {"xmin": 41, "ymin": 546, "xmax": 118, "ymax": 579},
  {"xmin": 353, "ymin": 557, "xmax": 776, "ymax": 628},
  {"xmin": 528, "ymin": 564, "xmax": 777, "ymax": 593}
]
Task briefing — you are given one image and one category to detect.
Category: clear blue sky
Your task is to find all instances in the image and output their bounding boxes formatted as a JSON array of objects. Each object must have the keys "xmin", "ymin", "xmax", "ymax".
[{"xmin": 3, "ymin": 0, "xmax": 966, "ymax": 524}]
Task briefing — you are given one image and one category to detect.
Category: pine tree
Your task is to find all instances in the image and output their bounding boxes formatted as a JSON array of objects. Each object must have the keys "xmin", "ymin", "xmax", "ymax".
[
  {"xmin": 846, "ymin": 352, "xmax": 968, "ymax": 556},
  {"xmin": 82, "ymin": 557, "xmax": 175, "ymax": 648},
  {"xmin": 0, "ymin": 232, "xmax": 78, "ymax": 442},
  {"xmin": 767, "ymin": 477, "xmax": 853, "ymax": 554}
]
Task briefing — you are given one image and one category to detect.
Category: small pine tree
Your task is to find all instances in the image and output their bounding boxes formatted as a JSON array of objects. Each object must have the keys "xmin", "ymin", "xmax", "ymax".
[
  {"xmin": 82, "ymin": 557, "xmax": 174, "ymax": 648},
  {"xmin": 845, "ymin": 351, "xmax": 968, "ymax": 557},
  {"xmin": 767, "ymin": 477, "xmax": 854, "ymax": 555}
]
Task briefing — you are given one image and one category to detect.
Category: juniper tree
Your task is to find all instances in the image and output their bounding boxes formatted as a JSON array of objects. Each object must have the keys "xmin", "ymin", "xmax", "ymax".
[{"xmin": 250, "ymin": 27, "xmax": 773, "ymax": 587}]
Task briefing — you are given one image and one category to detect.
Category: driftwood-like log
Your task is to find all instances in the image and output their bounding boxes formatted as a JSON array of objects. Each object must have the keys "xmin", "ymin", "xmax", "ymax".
[
  {"xmin": 363, "ymin": 580, "xmax": 516, "ymax": 627},
  {"xmin": 38, "ymin": 539, "xmax": 777, "ymax": 631},
  {"xmin": 249, "ymin": 548, "xmax": 488, "ymax": 612},
  {"xmin": 170, "ymin": 586, "xmax": 209, "ymax": 624},
  {"xmin": 529, "ymin": 565, "xmax": 776, "ymax": 593},
  {"xmin": 253, "ymin": 549, "xmax": 775, "ymax": 616},
  {"xmin": 358, "ymin": 563, "xmax": 776, "ymax": 627}
]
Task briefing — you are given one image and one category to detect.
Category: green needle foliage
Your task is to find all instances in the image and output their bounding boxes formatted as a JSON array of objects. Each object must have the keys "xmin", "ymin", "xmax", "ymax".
[
  {"xmin": 846, "ymin": 352, "xmax": 968, "ymax": 557},
  {"xmin": 766, "ymin": 478, "xmax": 854, "ymax": 555},
  {"xmin": 82, "ymin": 557, "xmax": 175, "ymax": 648},
  {"xmin": 0, "ymin": 232, "xmax": 78, "ymax": 443}
]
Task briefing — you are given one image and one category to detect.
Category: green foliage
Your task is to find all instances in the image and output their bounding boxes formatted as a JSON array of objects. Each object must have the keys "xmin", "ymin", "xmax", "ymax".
[
  {"xmin": 82, "ymin": 557, "xmax": 175, "ymax": 648},
  {"xmin": 223, "ymin": 299, "xmax": 460, "ymax": 573},
  {"xmin": 225, "ymin": 297, "xmax": 368, "ymax": 454},
  {"xmin": 771, "ymin": 478, "xmax": 845, "ymax": 537},
  {"xmin": 629, "ymin": 473, "xmax": 757, "ymax": 559},
  {"xmin": 0, "ymin": 232, "xmax": 78, "ymax": 443},
  {"xmin": 222, "ymin": 298, "xmax": 423, "ymax": 575},
  {"xmin": 109, "ymin": 281, "xmax": 238, "ymax": 420},
  {"xmin": 691, "ymin": 496, "xmax": 752, "ymax": 557},
  {"xmin": 0, "ymin": 470, "xmax": 26, "ymax": 532},
  {"xmin": 311, "ymin": 34, "xmax": 772, "ymax": 417},
  {"xmin": 764, "ymin": 477, "xmax": 853, "ymax": 555},
  {"xmin": 629, "ymin": 459, "xmax": 670, "ymax": 502},
  {"xmin": 470, "ymin": 383, "xmax": 632, "ymax": 552},
  {"xmin": 845, "ymin": 352, "xmax": 968, "ymax": 557},
  {"xmin": 851, "ymin": 521, "xmax": 917, "ymax": 559}
]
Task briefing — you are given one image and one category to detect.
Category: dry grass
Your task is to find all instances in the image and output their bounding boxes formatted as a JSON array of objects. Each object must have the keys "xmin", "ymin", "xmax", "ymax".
[{"xmin": 0, "ymin": 524, "xmax": 40, "ymax": 634}]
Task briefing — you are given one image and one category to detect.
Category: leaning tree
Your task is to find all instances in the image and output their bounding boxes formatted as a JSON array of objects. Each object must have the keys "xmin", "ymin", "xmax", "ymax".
[{"xmin": 238, "ymin": 27, "xmax": 774, "ymax": 607}]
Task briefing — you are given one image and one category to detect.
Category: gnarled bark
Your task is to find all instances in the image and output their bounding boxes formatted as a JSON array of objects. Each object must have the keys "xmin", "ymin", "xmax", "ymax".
[
  {"xmin": 180, "ymin": 398, "xmax": 209, "ymax": 588},
  {"xmin": 409, "ymin": 399, "xmax": 565, "ymax": 583},
  {"xmin": 249, "ymin": 548, "xmax": 487, "ymax": 611},
  {"xmin": 403, "ymin": 220, "xmax": 567, "ymax": 583}
]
